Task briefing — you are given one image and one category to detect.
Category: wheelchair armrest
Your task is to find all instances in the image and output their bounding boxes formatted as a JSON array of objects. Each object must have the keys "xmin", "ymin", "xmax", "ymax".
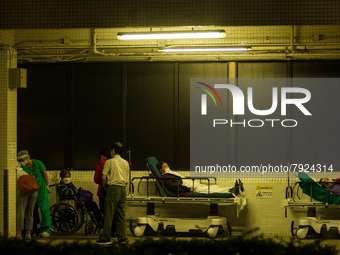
[
  {"xmin": 59, "ymin": 195, "xmax": 77, "ymax": 201},
  {"xmin": 76, "ymin": 200, "xmax": 86, "ymax": 209}
]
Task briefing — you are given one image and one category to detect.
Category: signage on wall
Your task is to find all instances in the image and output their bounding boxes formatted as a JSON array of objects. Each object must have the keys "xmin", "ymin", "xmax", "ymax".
[
  {"xmin": 8, "ymin": 142, "xmax": 16, "ymax": 161},
  {"xmin": 255, "ymin": 186, "xmax": 273, "ymax": 199}
]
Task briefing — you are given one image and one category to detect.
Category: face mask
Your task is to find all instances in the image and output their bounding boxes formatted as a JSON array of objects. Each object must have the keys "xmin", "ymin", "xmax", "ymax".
[
  {"xmin": 20, "ymin": 160, "xmax": 28, "ymax": 166},
  {"xmin": 111, "ymin": 152, "xmax": 114, "ymax": 157},
  {"xmin": 63, "ymin": 177, "xmax": 71, "ymax": 184},
  {"xmin": 163, "ymin": 167, "xmax": 170, "ymax": 172}
]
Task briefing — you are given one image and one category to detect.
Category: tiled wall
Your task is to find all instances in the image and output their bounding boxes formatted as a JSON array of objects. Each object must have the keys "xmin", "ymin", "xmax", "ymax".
[
  {"xmin": 0, "ymin": 0, "xmax": 339, "ymax": 29},
  {"xmin": 48, "ymin": 170, "xmax": 340, "ymax": 236},
  {"xmin": 0, "ymin": 30, "xmax": 17, "ymax": 236}
]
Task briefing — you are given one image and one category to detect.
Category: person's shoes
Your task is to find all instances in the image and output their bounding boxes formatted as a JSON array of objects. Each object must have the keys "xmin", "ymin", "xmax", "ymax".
[
  {"xmin": 96, "ymin": 237, "xmax": 112, "ymax": 245},
  {"xmin": 117, "ymin": 236, "xmax": 127, "ymax": 244},
  {"xmin": 24, "ymin": 234, "xmax": 31, "ymax": 240},
  {"xmin": 39, "ymin": 232, "xmax": 50, "ymax": 238},
  {"xmin": 33, "ymin": 226, "xmax": 49, "ymax": 237}
]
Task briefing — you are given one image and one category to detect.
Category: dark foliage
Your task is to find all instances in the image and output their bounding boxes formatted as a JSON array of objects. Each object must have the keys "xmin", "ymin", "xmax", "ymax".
[{"xmin": 0, "ymin": 233, "xmax": 336, "ymax": 255}]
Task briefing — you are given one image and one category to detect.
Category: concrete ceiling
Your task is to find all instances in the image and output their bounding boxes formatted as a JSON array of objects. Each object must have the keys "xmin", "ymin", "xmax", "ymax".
[{"xmin": 7, "ymin": 25, "xmax": 340, "ymax": 63}]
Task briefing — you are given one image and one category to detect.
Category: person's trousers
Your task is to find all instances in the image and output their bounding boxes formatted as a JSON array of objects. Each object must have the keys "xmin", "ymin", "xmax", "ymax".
[
  {"xmin": 36, "ymin": 196, "xmax": 51, "ymax": 232},
  {"xmin": 16, "ymin": 189, "xmax": 38, "ymax": 230},
  {"xmin": 101, "ymin": 185, "xmax": 126, "ymax": 239},
  {"xmin": 99, "ymin": 196, "xmax": 117, "ymax": 234},
  {"xmin": 99, "ymin": 196, "xmax": 105, "ymax": 215}
]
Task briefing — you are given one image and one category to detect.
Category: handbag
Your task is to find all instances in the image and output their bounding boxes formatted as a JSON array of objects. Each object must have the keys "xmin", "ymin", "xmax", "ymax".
[
  {"xmin": 78, "ymin": 189, "xmax": 93, "ymax": 202},
  {"xmin": 17, "ymin": 174, "xmax": 39, "ymax": 194}
]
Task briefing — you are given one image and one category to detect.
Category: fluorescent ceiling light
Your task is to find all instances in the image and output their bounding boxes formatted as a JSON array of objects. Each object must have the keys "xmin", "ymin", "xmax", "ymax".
[
  {"xmin": 117, "ymin": 31, "xmax": 226, "ymax": 40},
  {"xmin": 160, "ymin": 48, "xmax": 250, "ymax": 52}
]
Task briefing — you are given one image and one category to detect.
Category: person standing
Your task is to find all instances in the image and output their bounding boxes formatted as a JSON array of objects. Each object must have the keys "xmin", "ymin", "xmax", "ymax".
[
  {"xmin": 97, "ymin": 142, "xmax": 129, "ymax": 244},
  {"xmin": 16, "ymin": 166, "xmax": 38, "ymax": 240},
  {"xmin": 94, "ymin": 148, "xmax": 111, "ymax": 214},
  {"xmin": 17, "ymin": 150, "xmax": 51, "ymax": 237},
  {"xmin": 94, "ymin": 148, "xmax": 118, "ymax": 235}
]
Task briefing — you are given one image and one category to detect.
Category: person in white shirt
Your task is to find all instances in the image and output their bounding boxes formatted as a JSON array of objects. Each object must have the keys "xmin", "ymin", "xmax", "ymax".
[{"xmin": 97, "ymin": 142, "xmax": 129, "ymax": 244}]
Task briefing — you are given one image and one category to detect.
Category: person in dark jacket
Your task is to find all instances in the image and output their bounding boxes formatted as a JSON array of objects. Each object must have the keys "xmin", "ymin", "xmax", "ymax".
[
  {"xmin": 156, "ymin": 160, "xmax": 242, "ymax": 195},
  {"xmin": 94, "ymin": 148, "xmax": 111, "ymax": 214},
  {"xmin": 156, "ymin": 161, "xmax": 193, "ymax": 195},
  {"xmin": 320, "ymin": 178, "xmax": 340, "ymax": 196}
]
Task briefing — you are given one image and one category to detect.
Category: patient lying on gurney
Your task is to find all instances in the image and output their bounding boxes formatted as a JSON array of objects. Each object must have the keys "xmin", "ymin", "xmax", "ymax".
[
  {"xmin": 297, "ymin": 172, "xmax": 340, "ymax": 204},
  {"xmin": 319, "ymin": 178, "xmax": 340, "ymax": 195},
  {"xmin": 156, "ymin": 161, "xmax": 243, "ymax": 195}
]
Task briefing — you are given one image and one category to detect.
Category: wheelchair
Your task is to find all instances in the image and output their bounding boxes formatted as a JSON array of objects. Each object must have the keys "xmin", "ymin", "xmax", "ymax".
[{"xmin": 49, "ymin": 184, "xmax": 101, "ymax": 236}]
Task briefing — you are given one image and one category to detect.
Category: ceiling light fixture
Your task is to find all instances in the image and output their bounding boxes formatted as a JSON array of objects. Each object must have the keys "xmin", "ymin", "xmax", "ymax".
[
  {"xmin": 160, "ymin": 48, "xmax": 250, "ymax": 52},
  {"xmin": 117, "ymin": 31, "xmax": 226, "ymax": 40}
]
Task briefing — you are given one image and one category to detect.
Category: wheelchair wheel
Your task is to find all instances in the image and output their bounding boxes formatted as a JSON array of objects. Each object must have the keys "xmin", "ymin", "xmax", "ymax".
[
  {"xmin": 50, "ymin": 202, "xmax": 79, "ymax": 235},
  {"xmin": 85, "ymin": 222, "xmax": 95, "ymax": 235}
]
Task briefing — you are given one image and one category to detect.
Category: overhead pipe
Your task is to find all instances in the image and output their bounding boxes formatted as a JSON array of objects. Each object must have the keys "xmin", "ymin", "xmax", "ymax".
[
  {"xmin": 15, "ymin": 42, "xmax": 340, "ymax": 51},
  {"xmin": 92, "ymin": 28, "xmax": 117, "ymax": 57},
  {"xmin": 18, "ymin": 52, "xmax": 340, "ymax": 61}
]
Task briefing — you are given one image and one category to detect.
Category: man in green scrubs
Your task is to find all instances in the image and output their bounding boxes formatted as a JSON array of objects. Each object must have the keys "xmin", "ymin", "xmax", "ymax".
[{"xmin": 17, "ymin": 150, "xmax": 51, "ymax": 237}]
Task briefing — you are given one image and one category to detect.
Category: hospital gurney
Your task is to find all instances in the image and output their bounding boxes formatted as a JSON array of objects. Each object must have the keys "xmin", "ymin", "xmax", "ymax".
[
  {"xmin": 127, "ymin": 157, "xmax": 246, "ymax": 237},
  {"xmin": 283, "ymin": 172, "xmax": 340, "ymax": 239}
]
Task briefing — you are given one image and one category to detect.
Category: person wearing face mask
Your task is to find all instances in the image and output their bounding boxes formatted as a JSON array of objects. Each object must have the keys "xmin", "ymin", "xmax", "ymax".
[
  {"xmin": 94, "ymin": 148, "xmax": 118, "ymax": 236},
  {"xmin": 59, "ymin": 168, "xmax": 103, "ymax": 228},
  {"xmin": 97, "ymin": 142, "xmax": 129, "ymax": 244},
  {"xmin": 155, "ymin": 161, "xmax": 193, "ymax": 195},
  {"xmin": 17, "ymin": 150, "xmax": 51, "ymax": 238},
  {"xmin": 156, "ymin": 161, "xmax": 238, "ymax": 195}
]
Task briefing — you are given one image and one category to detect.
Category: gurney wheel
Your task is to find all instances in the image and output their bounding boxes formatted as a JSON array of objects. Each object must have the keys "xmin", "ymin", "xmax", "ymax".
[
  {"xmin": 296, "ymin": 227, "xmax": 309, "ymax": 239},
  {"xmin": 129, "ymin": 220, "xmax": 141, "ymax": 236},
  {"xmin": 133, "ymin": 226, "xmax": 146, "ymax": 237},
  {"xmin": 130, "ymin": 220, "xmax": 147, "ymax": 237},
  {"xmin": 217, "ymin": 221, "xmax": 232, "ymax": 237},
  {"xmin": 206, "ymin": 226, "xmax": 219, "ymax": 238}
]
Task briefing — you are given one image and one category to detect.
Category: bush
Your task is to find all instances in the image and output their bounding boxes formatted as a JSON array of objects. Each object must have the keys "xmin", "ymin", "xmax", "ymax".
[{"xmin": 0, "ymin": 234, "xmax": 336, "ymax": 255}]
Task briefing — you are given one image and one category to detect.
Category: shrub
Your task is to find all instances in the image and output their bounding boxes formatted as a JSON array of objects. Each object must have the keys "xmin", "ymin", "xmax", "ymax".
[{"xmin": 0, "ymin": 234, "xmax": 336, "ymax": 255}]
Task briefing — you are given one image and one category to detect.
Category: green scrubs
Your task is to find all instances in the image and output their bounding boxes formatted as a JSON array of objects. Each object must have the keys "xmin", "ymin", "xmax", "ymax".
[{"xmin": 22, "ymin": 159, "xmax": 51, "ymax": 232}]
